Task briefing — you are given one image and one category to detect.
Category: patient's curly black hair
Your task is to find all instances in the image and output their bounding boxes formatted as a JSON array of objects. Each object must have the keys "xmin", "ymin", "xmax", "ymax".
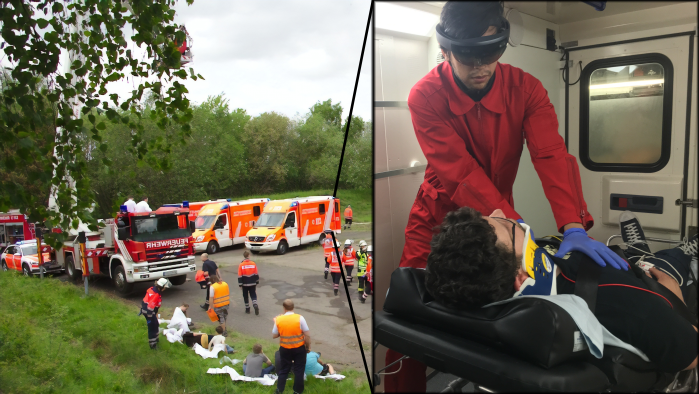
[{"xmin": 425, "ymin": 206, "xmax": 519, "ymax": 310}]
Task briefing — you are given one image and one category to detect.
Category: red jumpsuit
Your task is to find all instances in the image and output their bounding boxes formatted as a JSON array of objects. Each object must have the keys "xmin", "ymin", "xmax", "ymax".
[{"xmin": 384, "ymin": 61, "xmax": 594, "ymax": 392}]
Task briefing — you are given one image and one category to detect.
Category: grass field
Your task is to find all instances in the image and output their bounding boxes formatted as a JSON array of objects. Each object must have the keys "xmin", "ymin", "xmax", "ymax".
[
  {"xmin": 235, "ymin": 188, "xmax": 372, "ymax": 224},
  {"xmin": 0, "ymin": 273, "xmax": 371, "ymax": 393}
]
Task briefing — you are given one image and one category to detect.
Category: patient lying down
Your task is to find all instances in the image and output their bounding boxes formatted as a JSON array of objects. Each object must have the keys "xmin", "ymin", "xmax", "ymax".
[{"xmin": 424, "ymin": 207, "xmax": 697, "ymax": 373}]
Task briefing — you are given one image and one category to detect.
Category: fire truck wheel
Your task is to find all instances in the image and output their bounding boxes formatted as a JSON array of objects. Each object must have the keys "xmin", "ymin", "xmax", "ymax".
[
  {"xmin": 276, "ymin": 240, "xmax": 289, "ymax": 255},
  {"xmin": 170, "ymin": 275, "xmax": 187, "ymax": 286},
  {"xmin": 1, "ymin": 260, "xmax": 8, "ymax": 272},
  {"xmin": 22, "ymin": 264, "xmax": 32, "ymax": 277},
  {"xmin": 206, "ymin": 241, "xmax": 219, "ymax": 254},
  {"xmin": 65, "ymin": 255, "xmax": 81, "ymax": 281},
  {"xmin": 112, "ymin": 265, "xmax": 134, "ymax": 295}
]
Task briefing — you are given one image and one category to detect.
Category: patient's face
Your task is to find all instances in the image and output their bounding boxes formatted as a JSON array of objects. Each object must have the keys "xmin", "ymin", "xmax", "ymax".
[{"xmin": 485, "ymin": 209, "xmax": 525, "ymax": 261}]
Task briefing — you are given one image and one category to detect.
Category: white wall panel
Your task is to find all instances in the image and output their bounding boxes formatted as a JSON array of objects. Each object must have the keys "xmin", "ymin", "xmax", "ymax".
[
  {"xmin": 384, "ymin": 108, "xmax": 426, "ymax": 171},
  {"xmin": 374, "ymin": 177, "xmax": 393, "ymax": 311},
  {"xmin": 374, "ymin": 108, "xmax": 389, "ymax": 174}
]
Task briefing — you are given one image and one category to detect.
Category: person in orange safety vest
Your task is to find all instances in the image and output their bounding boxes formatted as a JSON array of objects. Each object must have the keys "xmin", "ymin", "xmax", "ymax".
[
  {"xmin": 343, "ymin": 205, "xmax": 353, "ymax": 230},
  {"xmin": 329, "ymin": 240, "xmax": 343, "ymax": 296},
  {"xmin": 361, "ymin": 245, "xmax": 372, "ymax": 304},
  {"xmin": 322, "ymin": 230, "xmax": 335, "ymax": 280},
  {"xmin": 341, "ymin": 239, "xmax": 357, "ymax": 285},
  {"xmin": 273, "ymin": 299, "xmax": 310, "ymax": 394},
  {"xmin": 140, "ymin": 278, "xmax": 172, "ymax": 349},
  {"xmin": 209, "ymin": 274, "xmax": 230, "ymax": 336},
  {"xmin": 238, "ymin": 250, "xmax": 260, "ymax": 315}
]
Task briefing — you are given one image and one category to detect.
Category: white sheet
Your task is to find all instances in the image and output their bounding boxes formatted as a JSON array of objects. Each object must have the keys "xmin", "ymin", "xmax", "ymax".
[
  {"xmin": 207, "ymin": 366, "xmax": 277, "ymax": 386},
  {"xmin": 314, "ymin": 373, "xmax": 346, "ymax": 381},
  {"xmin": 193, "ymin": 343, "xmax": 226, "ymax": 359},
  {"xmin": 166, "ymin": 308, "xmax": 191, "ymax": 333},
  {"xmin": 162, "ymin": 328, "xmax": 184, "ymax": 343}
]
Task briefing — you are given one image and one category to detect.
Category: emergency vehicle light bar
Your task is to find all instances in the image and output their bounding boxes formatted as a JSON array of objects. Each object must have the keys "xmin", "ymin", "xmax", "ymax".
[
  {"xmin": 120, "ymin": 205, "xmax": 127, "ymax": 213},
  {"xmin": 183, "ymin": 201, "xmax": 190, "ymax": 208}
]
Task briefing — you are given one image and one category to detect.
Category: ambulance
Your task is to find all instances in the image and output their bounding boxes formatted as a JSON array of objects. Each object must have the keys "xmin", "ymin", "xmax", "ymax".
[
  {"xmin": 245, "ymin": 196, "xmax": 341, "ymax": 255},
  {"xmin": 192, "ymin": 199, "xmax": 269, "ymax": 254}
]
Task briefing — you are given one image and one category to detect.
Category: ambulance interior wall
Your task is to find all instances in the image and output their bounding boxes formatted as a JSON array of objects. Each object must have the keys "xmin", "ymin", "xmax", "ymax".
[{"xmin": 373, "ymin": 10, "xmax": 564, "ymax": 389}]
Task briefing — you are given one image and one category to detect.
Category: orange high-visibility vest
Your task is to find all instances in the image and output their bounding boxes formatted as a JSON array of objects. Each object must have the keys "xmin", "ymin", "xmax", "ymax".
[
  {"xmin": 342, "ymin": 249, "xmax": 356, "ymax": 266},
  {"xmin": 195, "ymin": 270, "xmax": 206, "ymax": 282},
  {"xmin": 329, "ymin": 249, "xmax": 341, "ymax": 273},
  {"xmin": 211, "ymin": 282, "xmax": 230, "ymax": 307},
  {"xmin": 142, "ymin": 286, "xmax": 162, "ymax": 311},
  {"xmin": 344, "ymin": 207, "xmax": 352, "ymax": 219},
  {"xmin": 276, "ymin": 313, "xmax": 305, "ymax": 349},
  {"xmin": 366, "ymin": 256, "xmax": 373, "ymax": 283},
  {"xmin": 322, "ymin": 238, "xmax": 334, "ymax": 261}
]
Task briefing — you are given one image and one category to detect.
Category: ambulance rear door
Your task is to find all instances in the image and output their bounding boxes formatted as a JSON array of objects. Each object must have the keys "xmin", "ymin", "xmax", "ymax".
[{"xmin": 567, "ymin": 31, "xmax": 696, "ymax": 246}]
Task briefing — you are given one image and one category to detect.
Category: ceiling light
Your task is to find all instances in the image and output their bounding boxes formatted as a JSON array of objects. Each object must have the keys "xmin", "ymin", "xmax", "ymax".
[
  {"xmin": 590, "ymin": 79, "xmax": 664, "ymax": 90},
  {"xmin": 375, "ymin": 2, "xmax": 439, "ymax": 37}
]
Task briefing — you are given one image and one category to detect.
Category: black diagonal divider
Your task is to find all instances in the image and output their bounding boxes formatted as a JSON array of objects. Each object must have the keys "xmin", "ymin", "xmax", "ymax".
[{"xmin": 330, "ymin": 2, "xmax": 373, "ymax": 390}]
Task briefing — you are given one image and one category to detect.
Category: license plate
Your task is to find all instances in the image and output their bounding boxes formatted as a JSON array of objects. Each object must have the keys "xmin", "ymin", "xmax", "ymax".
[{"xmin": 163, "ymin": 270, "xmax": 176, "ymax": 277}]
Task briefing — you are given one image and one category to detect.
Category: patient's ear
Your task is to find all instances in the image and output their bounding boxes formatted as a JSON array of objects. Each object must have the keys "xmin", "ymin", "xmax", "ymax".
[{"xmin": 514, "ymin": 269, "xmax": 529, "ymax": 291}]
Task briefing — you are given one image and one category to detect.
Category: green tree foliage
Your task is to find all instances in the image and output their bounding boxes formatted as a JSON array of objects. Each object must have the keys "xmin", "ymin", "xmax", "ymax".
[
  {"xmin": 85, "ymin": 95, "xmax": 371, "ymax": 219},
  {"xmin": 0, "ymin": 0, "xmax": 202, "ymax": 248}
]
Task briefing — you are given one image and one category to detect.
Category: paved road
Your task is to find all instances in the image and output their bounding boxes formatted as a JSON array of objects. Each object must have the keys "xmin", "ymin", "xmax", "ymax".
[{"xmin": 57, "ymin": 229, "xmax": 373, "ymax": 373}]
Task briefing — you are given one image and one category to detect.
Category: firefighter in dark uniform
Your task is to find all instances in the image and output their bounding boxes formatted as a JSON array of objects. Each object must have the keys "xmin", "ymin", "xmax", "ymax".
[
  {"xmin": 140, "ymin": 278, "xmax": 172, "ymax": 349},
  {"xmin": 238, "ymin": 250, "xmax": 261, "ymax": 315}
]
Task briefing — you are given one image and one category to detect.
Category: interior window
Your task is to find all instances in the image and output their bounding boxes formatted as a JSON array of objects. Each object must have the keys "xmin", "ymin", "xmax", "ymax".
[
  {"xmin": 580, "ymin": 55, "xmax": 672, "ymax": 173},
  {"xmin": 217, "ymin": 214, "xmax": 227, "ymax": 227}
]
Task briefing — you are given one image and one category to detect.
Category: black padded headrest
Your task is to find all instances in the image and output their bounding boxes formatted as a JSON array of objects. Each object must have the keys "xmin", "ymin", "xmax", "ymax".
[{"xmin": 384, "ymin": 267, "xmax": 588, "ymax": 369}]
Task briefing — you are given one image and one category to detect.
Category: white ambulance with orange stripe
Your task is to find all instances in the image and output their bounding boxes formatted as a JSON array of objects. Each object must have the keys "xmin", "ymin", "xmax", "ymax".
[
  {"xmin": 192, "ymin": 199, "xmax": 269, "ymax": 254},
  {"xmin": 245, "ymin": 196, "xmax": 341, "ymax": 255}
]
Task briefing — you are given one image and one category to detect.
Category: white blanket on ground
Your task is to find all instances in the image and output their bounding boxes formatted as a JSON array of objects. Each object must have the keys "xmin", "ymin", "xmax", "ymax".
[
  {"xmin": 163, "ymin": 328, "xmax": 184, "ymax": 343},
  {"xmin": 159, "ymin": 308, "xmax": 191, "ymax": 333},
  {"xmin": 193, "ymin": 343, "xmax": 226, "ymax": 359},
  {"xmin": 314, "ymin": 374, "xmax": 346, "ymax": 381},
  {"xmin": 207, "ymin": 366, "xmax": 277, "ymax": 386}
]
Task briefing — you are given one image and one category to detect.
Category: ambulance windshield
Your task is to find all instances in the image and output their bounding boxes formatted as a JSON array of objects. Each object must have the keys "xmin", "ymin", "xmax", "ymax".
[
  {"xmin": 20, "ymin": 245, "xmax": 38, "ymax": 255},
  {"xmin": 256, "ymin": 213, "xmax": 285, "ymax": 228},
  {"xmin": 132, "ymin": 215, "xmax": 191, "ymax": 242},
  {"xmin": 195, "ymin": 215, "xmax": 216, "ymax": 230}
]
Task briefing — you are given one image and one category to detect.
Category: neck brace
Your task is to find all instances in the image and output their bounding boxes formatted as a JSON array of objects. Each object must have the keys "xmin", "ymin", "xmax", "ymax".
[{"xmin": 515, "ymin": 248, "xmax": 558, "ymax": 297}]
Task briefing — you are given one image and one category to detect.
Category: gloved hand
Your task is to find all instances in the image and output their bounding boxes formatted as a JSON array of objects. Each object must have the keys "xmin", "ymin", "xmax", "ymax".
[{"xmin": 554, "ymin": 228, "xmax": 628, "ymax": 270}]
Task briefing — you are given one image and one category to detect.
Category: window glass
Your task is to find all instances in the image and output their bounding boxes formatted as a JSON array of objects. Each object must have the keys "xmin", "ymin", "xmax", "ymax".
[
  {"xmin": 588, "ymin": 63, "xmax": 664, "ymax": 164},
  {"xmin": 285, "ymin": 212, "xmax": 296, "ymax": 228},
  {"xmin": 217, "ymin": 214, "xmax": 227, "ymax": 227}
]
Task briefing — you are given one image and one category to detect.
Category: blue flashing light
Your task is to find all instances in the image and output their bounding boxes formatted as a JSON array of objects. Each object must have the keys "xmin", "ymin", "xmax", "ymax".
[
  {"xmin": 226, "ymin": 199, "xmax": 232, "ymax": 202},
  {"xmin": 120, "ymin": 205, "xmax": 128, "ymax": 213},
  {"xmin": 183, "ymin": 201, "xmax": 190, "ymax": 208},
  {"xmin": 291, "ymin": 201, "xmax": 299, "ymax": 207},
  {"xmin": 221, "ymin": 204, "xmax": 229, "ymax": 210}
]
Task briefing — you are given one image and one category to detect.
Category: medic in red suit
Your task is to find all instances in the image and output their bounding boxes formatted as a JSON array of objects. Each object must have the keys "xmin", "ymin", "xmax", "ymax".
[{"xmin": 383, "ymin": 2, "xmax": 628, "ymax": 392}]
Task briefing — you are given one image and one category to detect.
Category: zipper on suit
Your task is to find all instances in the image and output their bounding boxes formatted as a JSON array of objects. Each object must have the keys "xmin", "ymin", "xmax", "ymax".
[{"xmin": 476, "ymin": 102, "xmax": 481, "ymax": 120}]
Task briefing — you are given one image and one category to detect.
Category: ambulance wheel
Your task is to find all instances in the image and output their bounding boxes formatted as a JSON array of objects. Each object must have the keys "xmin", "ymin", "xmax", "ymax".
[
  {"xmin": 112, "ymin": 265, "xmax": 134, "ymax": 295},
  {"xmin": 170, "ymin": 275, "xmax": 187, "ymax": 286},
  {"xmin": 276, "ymin": 240, "xmax": 288, "ymax": 255},
  {"xmin": 1, "ymin": 260, "xmax": 8, "ymax": 272},
  {"xmin": 22, "ymin": 264, "xmax": 32, "ymax": 277},
  {"xmin": 66, "ymin": 255, "xmax": 81, "ymax": 281},
  {"xmin": 206, "ymin": 241, "xmax": 219, "ymax": 254}
]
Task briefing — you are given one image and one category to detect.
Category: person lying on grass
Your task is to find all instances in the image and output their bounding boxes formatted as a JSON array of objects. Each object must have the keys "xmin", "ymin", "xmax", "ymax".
[{"xmin": 243, "ymin": 343, "xmax": 276, "ymax": 378}]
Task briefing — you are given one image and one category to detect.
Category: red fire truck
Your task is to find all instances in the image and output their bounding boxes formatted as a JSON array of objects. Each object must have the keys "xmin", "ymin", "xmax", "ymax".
[
  {"xmin": 0, "ymin": 210, "xmax": 36, "ymax": 249},
  {"xmin": 54, "ymin": 203, "xmax": 196, "ymax": 295}
]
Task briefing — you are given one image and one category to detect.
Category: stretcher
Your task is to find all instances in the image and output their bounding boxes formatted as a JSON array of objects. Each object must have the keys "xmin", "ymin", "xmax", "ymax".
[{"xmin": 375, "ymin": 266, "xmax": 697, "ymax": 392}]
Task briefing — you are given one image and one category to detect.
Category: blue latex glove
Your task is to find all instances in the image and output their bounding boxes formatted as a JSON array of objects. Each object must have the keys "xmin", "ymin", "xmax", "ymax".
[{"xmin": 554, "ymin": 228, "xmax": 628, "ymax": 270}]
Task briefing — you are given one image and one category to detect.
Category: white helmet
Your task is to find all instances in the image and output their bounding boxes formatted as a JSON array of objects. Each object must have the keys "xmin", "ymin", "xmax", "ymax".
[
  {"xmin": 359, "ymin": 240, "xmax": 367, "ymax": 248},
  {"xmin": 156, "ymin": 278, "xmax": 172, "ymax": 289},
  {"xmin": 344, "ymin": 239, "xmax": 352, "ymax": 247}
]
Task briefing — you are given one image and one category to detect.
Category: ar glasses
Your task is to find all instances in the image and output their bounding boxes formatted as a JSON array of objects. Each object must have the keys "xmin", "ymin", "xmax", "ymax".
[{"xmin": 436, "ymin": 17, "xmax": 510, "ymax": 68}]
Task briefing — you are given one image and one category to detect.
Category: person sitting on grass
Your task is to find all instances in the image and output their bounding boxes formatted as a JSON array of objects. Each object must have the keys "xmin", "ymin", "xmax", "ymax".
[
  {"xmin": 208, "ymin": 325, "xmax": 236, "ymax": 354},
  {"xmin": 182, "ymin": 331, "xmax": 214, "ymax": 349},
  {"xmin": 304, "ymin": 343, "xmax": 334, "ymax": 377},
  {"xmin": 243, "ymin": 343, "xmax": 276, "ymax": 378}
]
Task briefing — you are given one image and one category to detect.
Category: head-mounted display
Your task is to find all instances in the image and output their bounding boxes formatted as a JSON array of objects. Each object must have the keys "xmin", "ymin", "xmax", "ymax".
[{"xmin": 436, "ymin": 17, "xmax": 510, "ymax": 67}]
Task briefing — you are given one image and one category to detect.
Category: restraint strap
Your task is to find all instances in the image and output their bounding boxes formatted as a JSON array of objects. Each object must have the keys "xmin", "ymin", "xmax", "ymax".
[{"xmin": 574, "ymin": 256, "xmax": 602, "ymax": 314}]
